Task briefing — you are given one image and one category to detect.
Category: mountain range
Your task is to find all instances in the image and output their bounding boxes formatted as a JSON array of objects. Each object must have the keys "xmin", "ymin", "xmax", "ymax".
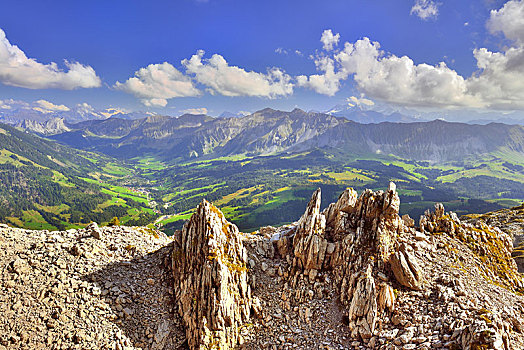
[
  {"xmin": 0, "ymin": 100, "xmax": 157, "ymax": 125},
  {"xmin": 3, "ymin": 97, "xmax": 524, "ymax": 129},
  {"xmin": 3, "ymin": 107, "xmax": 524, "ymax": 233},
  {"xmin": 44, "ymin": 108, "xmax": 524, "ymax": 163}
]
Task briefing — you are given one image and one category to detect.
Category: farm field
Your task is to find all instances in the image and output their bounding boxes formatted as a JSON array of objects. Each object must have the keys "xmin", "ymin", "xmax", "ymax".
[{"xmin": 142, "ymin": 149, "xmax": 524, "ymax": 233}]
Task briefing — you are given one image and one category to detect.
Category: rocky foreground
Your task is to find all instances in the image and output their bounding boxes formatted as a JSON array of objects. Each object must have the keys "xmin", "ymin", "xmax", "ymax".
[
  {"xmin": 0, "ymin": 224, "xmax": 185, "ymax": 349},
  {"xmin": 463, "ymin": 203, "xmax": 524, "ymax": 273},
  {"xmin": 2, "ymin": 184, "xmax": 524, "ymax": 349}
]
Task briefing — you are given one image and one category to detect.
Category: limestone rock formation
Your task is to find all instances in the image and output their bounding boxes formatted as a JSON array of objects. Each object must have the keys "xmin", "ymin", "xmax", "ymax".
[
  {"xmin": 420, "ymin": 203, "xmax": 523, "ymax": 293},
  {"xmin": 2, "ymin": 184, "xmax": 524, "ymax": 350},
  {"xmin": 254, "ymin": 184, "xmax": 523, "ymax": 348},
  {"xmin": 463, "ymin": 203, "xmax": 524, "ymax": 272},
  {"xmin": 389, "ymin": 244, "xmax": 422, "ymax": 290},
  {"xmin": 284, "ymin": 183, "xmax": 406, "ymax": 339},
  {"xmin": 171, "ymin": 199, "xmax": 257, "ymax": 350},
  {"xmin": 292, "ymin": 188, "xmax": 327, "ymax": 272}
]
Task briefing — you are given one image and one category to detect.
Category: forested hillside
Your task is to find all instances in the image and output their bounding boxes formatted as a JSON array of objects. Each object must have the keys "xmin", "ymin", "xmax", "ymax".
[{"xmin": 0, "ymin": 123, "xmax": 155, "ymax": 230}]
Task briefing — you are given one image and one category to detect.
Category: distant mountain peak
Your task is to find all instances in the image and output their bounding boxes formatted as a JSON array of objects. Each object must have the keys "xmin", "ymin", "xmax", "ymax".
[
  {"xmin": 326, "ymin": 103, "xmax": 420, "ymax": 124},
  {"xmin": 258, "ymin": 107, "xmax": 277, "ymax": 113},
  {"xmin": 291, "ymin": 107, "xmax": 305, "ymax": 114},
  {"xmin": 17, "ymin": 117, "xmax": 71, "ymax": 135}
]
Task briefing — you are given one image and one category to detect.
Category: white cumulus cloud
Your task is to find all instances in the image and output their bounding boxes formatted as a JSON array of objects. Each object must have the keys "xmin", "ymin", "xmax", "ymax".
[
  {"xmin": 182, "ymin": 50, "xmax": 293, "ymax": 98},
  {"xmin": 297, "ymin": 56, "xmax": 346, "ymax": 96},
  {"xmin": 466, "ymin": 45, "xmax": 524, "ymax": 109},
  {"xmin": 410, "ymin": 0, "xmax": 440, "ymax": 21},
  {"xmin": 320, "ymin": 29, "xmax": 340, "ymax": 51},
  {"xmin": 181, "ymin": 107, "xmax": 208, "ymax": 115},
  {"xmin": 0, "ymin": 29, "xmax": 101, "ymax": 90},
  {"xmin": 300, "ymin": 7, "xmax": 524, "ymax": 110},
  {"xmin": 336, "ymin": 34, "xmax": 524, "ymax": 109},
  {"xmin": 487, "ymin": 0, "xmax": 524, "ymax": 44},
  {"xmin": 34, "ymin": 99, "xmax": 70, "ymax": 113},
  {"xmin": 334, "ymin": 38, "xmax": 482, "ymax": 108},
  {"xmin": 114, "ymin": 62, "xmax": 200, "ymax": 107}
]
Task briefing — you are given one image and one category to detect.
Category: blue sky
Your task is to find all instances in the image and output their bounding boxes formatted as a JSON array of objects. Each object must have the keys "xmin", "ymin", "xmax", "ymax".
[{"xmin": 0, "ymin": 0, "xmax": 523, "ymax": 117}]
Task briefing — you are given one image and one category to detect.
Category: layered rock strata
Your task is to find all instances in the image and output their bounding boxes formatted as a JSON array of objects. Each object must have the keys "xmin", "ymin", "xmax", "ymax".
[
  {"xmin": 172, "ymin": 184, "xmax": 524, "ymax": 349},
  {"xmin": 171, "ymin": 199, "xmax": 258, "ymax": 349},
  {"xmin": 279, "ymin": 183, "xmax": 412, "ymax": 339},
  {"xmin": 2, "ymin": 183, "xmax": 523, "ymax": 350}
]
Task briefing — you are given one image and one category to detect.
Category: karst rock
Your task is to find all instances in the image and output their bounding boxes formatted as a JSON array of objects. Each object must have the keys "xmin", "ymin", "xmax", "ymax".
[{"xmin": 172, "ymin": 199, "xmax": 258, "ymax": 349}]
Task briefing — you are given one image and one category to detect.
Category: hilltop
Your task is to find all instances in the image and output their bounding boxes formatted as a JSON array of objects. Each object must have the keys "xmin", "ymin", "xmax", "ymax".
[{"xmin": 1, "ymin": 184, "xmax": 524, "ymax": 349}]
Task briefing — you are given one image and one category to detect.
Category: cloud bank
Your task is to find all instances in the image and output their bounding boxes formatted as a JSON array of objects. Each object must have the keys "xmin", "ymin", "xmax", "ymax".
[
  {"xmin": 112, "ymin": 0, "xmax": 524, "ymax": 111},
  {"xmin": 298, "ymin": 0, "xmax": 524, "ymax": 110},
  {"xmin": 116, "ymin": 52, "xmax": 293, "ymax": 106},
  {"xmin": 0, "ymin": 29, "xmax": 101, "ymax": 90},
  {"xmin": 182, "ymin": 50, "xmax": 293, "ymax": 98}
]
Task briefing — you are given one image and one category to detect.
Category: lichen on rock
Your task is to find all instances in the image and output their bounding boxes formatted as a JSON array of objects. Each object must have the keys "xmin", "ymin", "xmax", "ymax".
[
  {"xmin": 285, "ymin": 182, "xmax": 404, "ymax": 339},
  {"xmin": 168, "ymin": 183, "xmax": 524, "ymax": 349},
  {"xmin": 172, "ymin": 199, "xmax": 257, "ymax": 349}
]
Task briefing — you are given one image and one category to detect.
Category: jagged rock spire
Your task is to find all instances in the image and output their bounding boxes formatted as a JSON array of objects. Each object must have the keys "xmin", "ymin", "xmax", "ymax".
[
  {"xmin": 292, "ymin": 188, "xmax": 327, "ymax": 271},
  {"xmin": 288, "ymin": 182, "xmax": 409, "ymax": 339},
  {"xmin": 169, "ymin": 184, "xmax": 523, "ymax": 349},
  {"xmin": 172, "ymin": 199, "xmax": 258, "ymax": 349}
]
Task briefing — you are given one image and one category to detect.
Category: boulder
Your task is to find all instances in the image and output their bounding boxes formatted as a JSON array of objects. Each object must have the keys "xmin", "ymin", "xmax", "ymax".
[
  {"xmin": 389, "ymin": 245, "xmax": 422, "ymax": 290},
  {"xmin": 86, "ymin": 222, "xmax": 102, "ymax": 239}
]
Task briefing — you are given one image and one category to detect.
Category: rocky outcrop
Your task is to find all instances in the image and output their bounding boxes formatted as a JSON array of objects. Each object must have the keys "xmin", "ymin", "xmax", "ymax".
[
  {"xmin": 458, "ymin": 320, "xmax": 507, "ymax": 350},
  {"xmin": 253, "ymin": 184, "xmax": 523, "ymax": 348},
  {"xmin": 292, "ymin": 188, "xmax": 327, "ymax": 272},
  {"xmin": 272, "ymin": 183, "xmax": 406, "ymax": 339},
  {"xmin": 389, "ymin": 244, "xmax": 422, "ymax": 290},
  {"xmin": 3, "ymin": 184, "xmax": 524, "ymax": 350},
  {"xmin": 171, "ymin": 200, "xmax": 258, "ymax": 350},
  {"xmin": 463, "ymin": 203, "xmax": 524, "ymax": 272},
  {"xmin": 171, "ymin": 184, "xmax": 410, "ymax": 346},
  {"xmin": 420, "ymin": 203, "xmax": 523, "ymax": 293}
]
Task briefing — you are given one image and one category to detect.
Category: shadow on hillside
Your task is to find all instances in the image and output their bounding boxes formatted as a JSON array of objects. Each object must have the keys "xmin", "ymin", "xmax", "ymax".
[{"xmin": 83, "ymin": 244, "xmax": 188, "ymax": 350}]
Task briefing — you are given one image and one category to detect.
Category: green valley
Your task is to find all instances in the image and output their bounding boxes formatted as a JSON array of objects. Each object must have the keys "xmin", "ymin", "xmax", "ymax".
[
  {"xmin": 136, "ymin": 149, "xmax": 524, "ymax": 233},
  {"xmin": 2, "ymin": 109, "xmax": 524, "ymax": 233},
  {"xmin": 0, "ymin": 123, "xmax": 156, "ymax": 230}
]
